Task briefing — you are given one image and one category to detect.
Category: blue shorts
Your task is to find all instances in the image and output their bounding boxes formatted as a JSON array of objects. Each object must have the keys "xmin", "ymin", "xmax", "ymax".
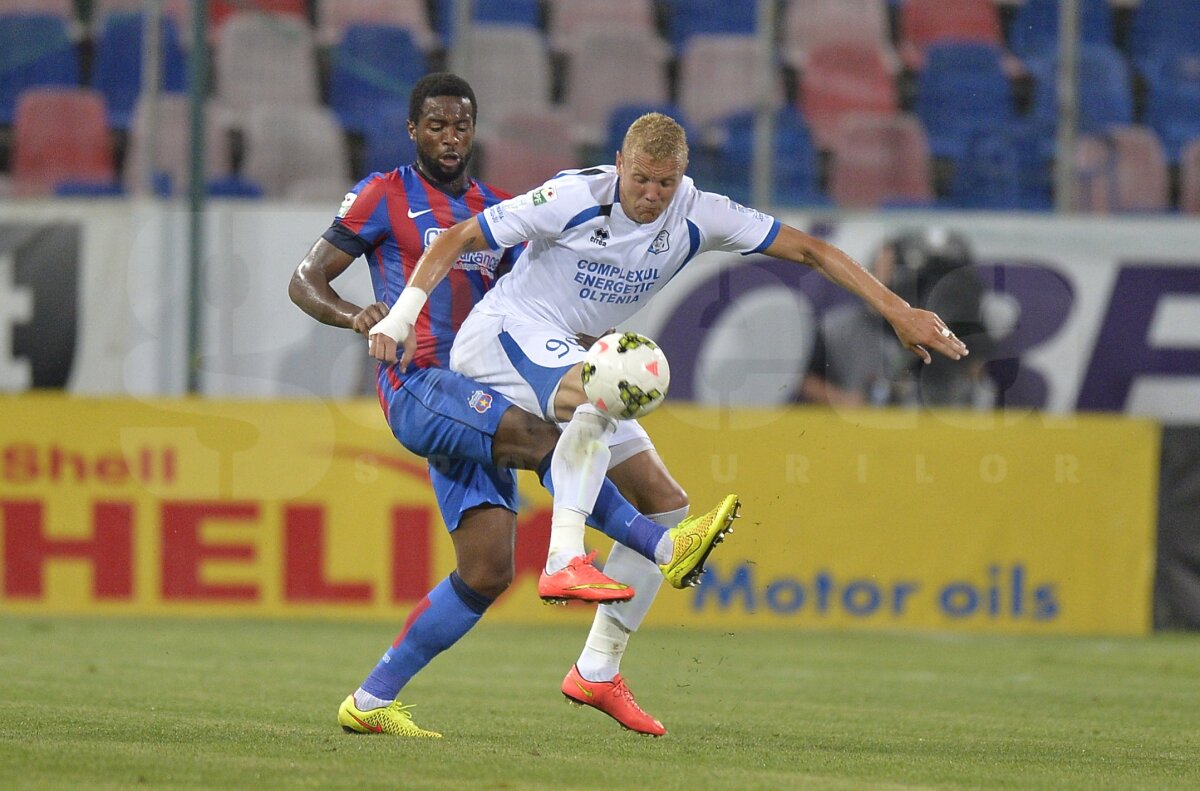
[{"xmin": 385, "ymin": 366, "xmax": 519, "ymax": 531}]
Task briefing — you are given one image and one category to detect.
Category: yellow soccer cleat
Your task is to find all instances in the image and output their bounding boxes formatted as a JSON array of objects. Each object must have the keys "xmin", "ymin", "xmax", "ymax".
[
  {"xmin": 338, "ymin": 694, "xmax": 443, "ymax": 738},
  {"xmin": 659, "ymin": 494, "xmax": 740, "ymax": 589}
]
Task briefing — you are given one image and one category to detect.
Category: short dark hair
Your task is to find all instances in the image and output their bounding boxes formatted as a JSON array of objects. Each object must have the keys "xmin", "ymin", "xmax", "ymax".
[{"xmin": 408, "ymin": 72, "xmax": 478, "ymax": 125}]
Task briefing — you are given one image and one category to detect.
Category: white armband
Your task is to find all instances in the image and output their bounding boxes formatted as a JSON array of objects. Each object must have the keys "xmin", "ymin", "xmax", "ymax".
[{"xmin": 369, "ymin": 286, "xmax": 428, "ymax": 342}]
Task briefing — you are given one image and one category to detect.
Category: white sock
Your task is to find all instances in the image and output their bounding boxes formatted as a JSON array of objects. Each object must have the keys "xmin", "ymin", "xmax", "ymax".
[
  {"xmin": 653, "ymin": 532, "xmax": 674, "ymax": 565},
  {"xmin": 546, "ymin": 509, "xmax": 587, "ymax": 573},
  {"xmin": 576, "ymin": 505, "xmax": 689, "ymax": 679},
  {"xmin": 546, "ymin": 404, "xmax": 616, "ymax": 573},
  {"xmin": 353, "ymin": 688, "xmax": 392, "ymax": 711}
]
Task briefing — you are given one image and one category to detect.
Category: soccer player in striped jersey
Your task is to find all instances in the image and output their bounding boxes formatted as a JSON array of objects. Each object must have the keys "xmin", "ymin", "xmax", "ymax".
[{"xmin": 291, "ymin": 74, "xmax": 731, "ymax": 738}]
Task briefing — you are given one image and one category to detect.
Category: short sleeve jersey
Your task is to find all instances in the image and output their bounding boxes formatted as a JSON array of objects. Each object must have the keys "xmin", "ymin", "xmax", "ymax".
[
  {"xmin": 474, "ymin": 166, "xmax": 780, "ymax": 335},
  {"xmin": 322, "ymin": 165, "xmax": 514, "ymax": 384}
]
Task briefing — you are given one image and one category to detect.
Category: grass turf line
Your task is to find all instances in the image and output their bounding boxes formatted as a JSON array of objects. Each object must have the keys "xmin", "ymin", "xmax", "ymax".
[{"xmin": 1, "ymin": 617, "xmax": 1198, "ymax": 790}]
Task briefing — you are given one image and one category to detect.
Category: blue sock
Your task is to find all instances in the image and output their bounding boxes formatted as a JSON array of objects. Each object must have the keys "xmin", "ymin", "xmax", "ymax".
[
  {"xmin": 537, "ymin": 451, "xmax": 665, "ymax": 563},
  {"xmin": 360, "ymin": 571, "xmax": 492, "ymax": 700}
]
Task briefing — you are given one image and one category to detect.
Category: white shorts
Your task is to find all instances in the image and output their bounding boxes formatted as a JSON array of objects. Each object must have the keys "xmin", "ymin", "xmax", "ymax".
[{"xmin": 451, "ymin": 309, "xmax": 652, "ymax": 465}]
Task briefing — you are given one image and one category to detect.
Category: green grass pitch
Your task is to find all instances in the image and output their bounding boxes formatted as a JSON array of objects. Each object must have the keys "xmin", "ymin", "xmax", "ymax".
[{"xmin": 2, "ymin": 616, "xmax": 1199, "ymax": 790}]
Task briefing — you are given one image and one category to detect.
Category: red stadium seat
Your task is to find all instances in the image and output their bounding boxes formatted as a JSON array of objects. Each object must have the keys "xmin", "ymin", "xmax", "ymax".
[
  {"xmin": 459, "ymin": 25, "xmax": 555, "ymax": 139},
  {"xmin": 123, "ymin": 93, "xmax": 235, "ymax": 196},
  {"xmin": 678, "ymin": 33, "xmax": 781, "ymax": 137},
  {"xmin": 898, "ymin": 0, "xmax": 1005, "ymax": 72},
  {"xmin": 827, "ymin": 113, "xmax": 934, "ymax": 209},
  {"xmin": 479, "ymin": 112, "xmax": 580, "ymax": 195},
  {"xmin": 11, "ymin": 87, "xmax": 116, "ymax": 197},
  {"xmin": 800, "ymin": 40, "xmax": 899, "ymax": 148},
  {"xmin": 1073, "ymin": 125, "xmax": 1170, "ymax": 213},
  {"xmin": 782, "ymin": 0, "xmax": 893, "ymax": 71},
  {"xmin": 548, "ymin": 0, "xmax": 658, "ymax": 56},
  {"xmin": 241, "ymin": 105, "xmax": 351, "ymax": 199}
]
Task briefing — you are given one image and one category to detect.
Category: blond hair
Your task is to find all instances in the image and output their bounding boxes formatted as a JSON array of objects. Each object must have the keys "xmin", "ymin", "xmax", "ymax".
[{"xmin": 621, "ymin": 112, "xmax": 689, "ymax": 165}]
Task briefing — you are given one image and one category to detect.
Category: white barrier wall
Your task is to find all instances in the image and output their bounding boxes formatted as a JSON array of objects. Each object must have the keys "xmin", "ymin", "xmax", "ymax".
[{"xmin": 2, "ymin": 199, "xmax": 1199, "ymax": 421}]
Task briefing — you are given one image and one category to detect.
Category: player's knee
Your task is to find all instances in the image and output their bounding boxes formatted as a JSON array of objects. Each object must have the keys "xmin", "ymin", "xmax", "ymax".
[
  {"xmin": 458, "ymin": 562, "xmax": 513, "ymax": 601},
  {"xmin": 492, "ymin": 407, "xmax": 559, "ymax": 470}
]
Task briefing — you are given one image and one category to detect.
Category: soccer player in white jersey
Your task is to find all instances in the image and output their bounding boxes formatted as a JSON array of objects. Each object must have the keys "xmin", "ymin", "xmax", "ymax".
[{"xmin": 369, "ymin": 113, "xmax": 970, "ymax": 734}]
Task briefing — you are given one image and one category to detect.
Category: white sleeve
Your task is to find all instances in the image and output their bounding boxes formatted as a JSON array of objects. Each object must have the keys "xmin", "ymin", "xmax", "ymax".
[
  {"xmin": 693, "ymin": 191, "xmax": 781, "ymax": 255},
  {"xmin": 478, "ymin": 176, "xmax": 587, "ymax": 250}
]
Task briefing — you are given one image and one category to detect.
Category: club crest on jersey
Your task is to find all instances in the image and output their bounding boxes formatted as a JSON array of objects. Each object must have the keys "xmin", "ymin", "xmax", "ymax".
[
  {"xmin": 590, "ymin": 227, "xmax": 610, "ymax": 247},
  {"xmin": 468, "ymin": 390, "xmax": 494, "ymax": 413},
  {"xmin": 648, "ymin": 230, "xmax": 670, "ymax": 254},
  {"xmin": 532, "ymin": 185, "xmax": 558, "ymax": 205}
]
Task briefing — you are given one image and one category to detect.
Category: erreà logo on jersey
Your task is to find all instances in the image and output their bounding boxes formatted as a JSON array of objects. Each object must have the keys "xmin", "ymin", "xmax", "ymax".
[
  {"xmin": 423, "ymin": 227, "xmax": 501, "ymax": 276},
  {"xmin": 468, "ymin": 390, "xmax": 493, "ymax": 413},
  {"xmin": 532, "ymin": 185, "xmax": 557, "ymax": 206}
]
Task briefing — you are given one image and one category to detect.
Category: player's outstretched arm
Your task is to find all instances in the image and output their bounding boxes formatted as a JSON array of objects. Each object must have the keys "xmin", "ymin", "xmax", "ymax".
[
  {"xmin": 368, "ymin": 216, "xmax": 491, "ymax": 369},
  {"xmin": 762, "ymin": 224, "xmax": 969, "ymax": 364},
  {"xmin": 289, "ymin": 238, "xmax": 389, "ymax": 333}
]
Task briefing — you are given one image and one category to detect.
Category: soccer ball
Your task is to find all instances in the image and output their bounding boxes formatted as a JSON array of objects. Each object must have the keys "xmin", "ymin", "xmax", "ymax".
[{"xmin": 581, "ymin": 331, "xmax": 670, "ymax": 420}]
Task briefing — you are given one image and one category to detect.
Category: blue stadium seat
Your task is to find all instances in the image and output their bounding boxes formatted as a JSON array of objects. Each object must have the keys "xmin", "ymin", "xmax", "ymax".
[
  {"xmin": 712, "ymin": 108, "xmax": 828, "ymax": 208},
  {"xmin": 1129, "ymin": 0, "xmax": 1200, "ymax": 76},
  {"xmin": 947, "ymin": 121, "xmax": 1054, "ymax": 211},
  {"xmin": 1028, "ymin": 43, "xmax": 1133, "ymax": 135},
  {"xmin": 90, "ymin": 12, "xmax": 187, "ymax": 131},
  {"xmin": 434, "ymin": 0, "xmax": 541, "ymax": 41},
  {"xmin": 662, "ymin": 0, "xmax": 756, "ymax": 53},
  {"xmin": 329, "ymin": 24, "xmax": 427, "ymax": 134},
  {"xmin": 1008, "ymin": 0, "xmax": 1113, "ymax": 60},
  {"xmin": 604, "ymin": 102, "xmax": 692, "ymax": 158},
  {"xmin": 361, "ymin": 101, "xmax": 417, "ymax": 176},
  {"xmin": 1144, "ymin": 53, "xmax": 1200, "ymax": 165},
  {"xmin": 915, "ymin": 42, "xmax": 1012, "ymax": 162},
  {"xmin": 0, "ymin": 13, "xmax": 79, "ymax": 125}
]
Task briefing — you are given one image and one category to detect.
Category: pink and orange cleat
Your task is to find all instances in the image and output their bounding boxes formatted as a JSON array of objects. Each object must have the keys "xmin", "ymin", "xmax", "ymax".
[
  {"xmin": 538, "ymin": 550, "xmax": 635, "ymax": 605},
  {"xmin": 560, "ymin": 664, "xmax": 666, "ymax": 736}
]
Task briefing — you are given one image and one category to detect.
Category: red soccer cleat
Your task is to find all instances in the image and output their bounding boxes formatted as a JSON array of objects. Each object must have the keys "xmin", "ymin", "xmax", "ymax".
[
  {"xmin": 560, "ymin": 664, "xmax": 666, "ymax": 736},
  {"xmin": 538, "ymin": 550, "xmax": 635, "ymax": 604}
]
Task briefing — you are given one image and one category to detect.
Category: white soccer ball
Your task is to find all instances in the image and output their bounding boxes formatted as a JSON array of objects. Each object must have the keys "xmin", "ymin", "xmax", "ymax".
[{"xmin": 581, "ymin": 331, "xmax": 671, "ymax": 420}]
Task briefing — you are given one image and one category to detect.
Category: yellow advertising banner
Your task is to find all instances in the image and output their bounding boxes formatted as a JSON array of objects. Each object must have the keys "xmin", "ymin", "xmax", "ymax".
[{"xmin": 0, "ymin": 395, "xmax": 1159, "ymax": 635}]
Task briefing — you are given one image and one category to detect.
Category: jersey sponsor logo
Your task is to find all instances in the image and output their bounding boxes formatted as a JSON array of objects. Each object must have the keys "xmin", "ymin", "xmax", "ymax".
[
  {"xmin": 468, "ymin": 390, "xmax": 494, "ymax": 413},
  {"xmin": 407, "ymin": 207, "xmax": 433, "ymax": 219},
  {"xmin": 589, "ymin": 227, "xmax": 610, "ymax": 247},
  {"xmin": 423, "ymin": 228, "xmax": 501, "ymax": 275},
  {"xmin": 532, "ymin": 185, "xmax": 558, "ymax": 206},
  {"xmin": 337, "ymin": 192, "xmax": 357, "ymax": 218},
  {"xmin": 648, "ymin": 230, "xmax": 670, "ymax": 254}
]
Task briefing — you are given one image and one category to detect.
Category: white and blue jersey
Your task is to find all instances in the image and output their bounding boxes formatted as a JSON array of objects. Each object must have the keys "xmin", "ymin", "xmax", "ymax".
[
  {"xmin": 451, "ymin": 166, "xmax": 779, "ymax": 424},
  {"xmin": 473, "ymin": 166, "xmax": 780, "ymax": 336}
]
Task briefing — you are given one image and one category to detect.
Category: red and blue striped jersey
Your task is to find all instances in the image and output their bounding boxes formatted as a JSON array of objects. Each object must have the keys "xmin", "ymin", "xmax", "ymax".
[{"xmin": 322, "ymin": 165, "xmax": 515, "ymax": 391}]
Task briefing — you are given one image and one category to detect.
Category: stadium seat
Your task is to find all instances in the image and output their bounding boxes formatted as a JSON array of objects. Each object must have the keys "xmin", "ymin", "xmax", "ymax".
[
  {"xmin": 781, "ymin": 0, "xmax": 893, "ymax": 72},
  {"xmin": 1143, "ymin": 53, "xmax": 1200, "ymax": 165},
  {"xmin": 1073, "ymin": 125, "xmax": 1169, "ymax": 213},
  {"xmin": 360, "ymin": 102, "xmax": 416, "ymax": 176},
  {"xmin": 213, "ymin": 11, "xmax": 320, "ymax": 112},
  {"xmin": 159, "ymin": 0, "xmax": 309, "ymax": 49},
  {"xmin": 947, "ymin": 122, "xmax": 1054, "ymax": 211},
  {"xmin": 90, "ymin": 12, "xmax": 188, "ymax": 131},
  {"xmin": 0, "ymin": 13, "xmax": 79, "ymax": 125},
  {"xmin": 315, "ymin": 0, "xmax": 436, "ymax": 50},
  {"xmin": 3, "ymin": 0, "xmax": 77, "ymax": 32},
  {"xmin": 915, "ymin": 42, "xmax": 1012, "ymax": 161},
  {"xmin": 123, "ymin": 93, "xmax": 237, "ymax": 196},
  {"xmin": 661, "ymin": 0, "xmax": 756, "ymax": 54},
  {"xmin": 678, "ymin": 34, "xmax": 779, "ymax": 139},
  {"xmin": 1179, "ymin": 137, "xmax": 1200, "ymax": 214},
  {"xmin": 827, "ymin": 113, "xmax": 934, "ymax": 209},
  {"xmin": 604, "ymin": 102, "xmax": 694, "ymax": 159},
  {"xmin": 800, "ymin": 40, "xmax": 898, "ymax": 149},
  {"xmin": 457, "ymin": 25, "xmax": 553, "ymax": 138},
  {"xmin": 1027, "ymin": 43, "xmax": 1133, "ymax": 136},
  {"xmin": 1129, "ymin": 0, "xmax": 1200, "ymax": 76},
  {"xmin": 328, "ymin": 24, "xmax": 427, "ymax": 134},
  {"xmin": 479, "ymin": 112, "xmax": 579, "ymax": 194},
  {"xmin": 433, "ymin": 0, "xmax": 541, "ymax": 41},
  {"xmin": 547, "ymin": 0, "xmax": 657, "ymax": 57},
  {"xmin": 11, "ymin": 88, "xmax": 116, "ymax": 197},
  {"xmin": 898, "ymin": 0, "xmax": 1005, "ymax": 71},
  {"xmin": 711, "ymin": 108, "xmax": 827, "ymax": 208},
  {"xmin": 1008, "ymin": 0, "xmax": 1114, "ymax": 60},
  {"xmin": 564, "ymin": 29, "xmax": 671, "ymax": 148},
  {"xmin": 241, "ymin": 105, "xmax": 352, "ymax": 199}
]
